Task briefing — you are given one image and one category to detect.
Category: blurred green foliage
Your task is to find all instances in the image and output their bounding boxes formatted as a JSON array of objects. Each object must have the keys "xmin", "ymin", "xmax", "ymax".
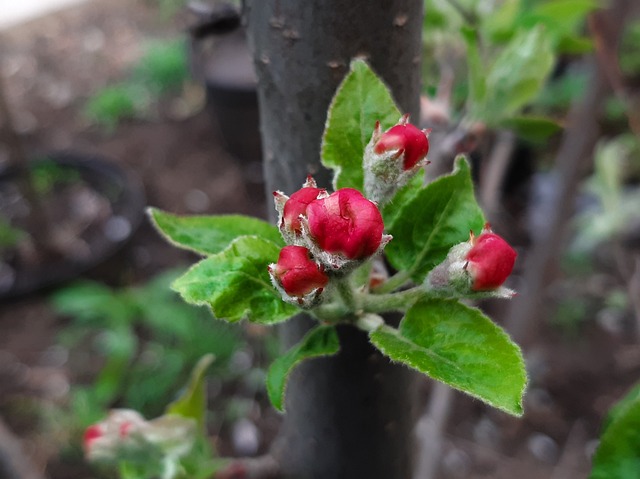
[
  {"xmin": 85, "ymin": 39, "xmax": 188, "ymax": 131},
  {"xmin": 52, "ymin": 269, "xmax": 243, "ymax": 427},
  {"xmin": 422, "ymin": 0, "xmax": 598, "ymax": 141}
]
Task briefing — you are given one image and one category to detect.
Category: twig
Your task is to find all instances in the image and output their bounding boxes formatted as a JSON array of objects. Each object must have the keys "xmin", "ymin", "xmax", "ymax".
[
  {"xmin": 0, "ymin": 417, "xmax": 47, "ymax": 479},
  {"xmin": 506, "ymin": 57, "xmax": 609, "ymax": 345},
  {"xmin": 412, "ymin": 382, "xmax": 455, "ymax": 479},
  {"xmin": 479, "ymin": 130, "xmax": 517, "ymax": 223},
  {"xmin": 550, "ymin": 420, "xmax": 587, "ymax": 479},
  {"xmin": 507, "ymin": 1, "xmax": 629, "ymax": 345},
  {"xmin": 588, "ymin": 2, "xmax": 640, "ymax": 138}
]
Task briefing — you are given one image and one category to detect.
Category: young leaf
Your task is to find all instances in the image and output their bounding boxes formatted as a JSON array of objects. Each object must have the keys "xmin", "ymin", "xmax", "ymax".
[
  {"xmin": 165, "ymin": 354, "xmax": 214, "ymax": 429},
  {"xmin": 590, "ymin": 388, "xmax": 640, "ymax": 479},
  {"xmin": 369, "ymin": 298, "xmax": 526, "ymax": 416},
  {"xmin": 321, "ymin": 58, "xmax": 401, "ymax": 192},
  {"xmin": 148, "ymin": 208, "xmax": 283, "ymax": 256},
  {"xmin": 266, "ymin": 326, "xmax": 340, "ymax": 412},
  {"xmin": 476, "ymin": 25, "xmax": 554, "ymax": 123},
  {"xmin": 461, "ymin": 26, "xmax": 487, "ymax": 110},
  {"xmin": 171, "ymin": 236, "xmax": 298, "ymax": 324},
  {"xmin": 386, "ymin": 156, "xmax": 485, "ymax": 283},
  {"xmin": 499, "ymin": 115, "xmax": 562, "ymax": 142}
]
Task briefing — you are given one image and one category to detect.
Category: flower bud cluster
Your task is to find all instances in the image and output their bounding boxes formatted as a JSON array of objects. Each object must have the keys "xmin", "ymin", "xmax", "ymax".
[
  {"xmin": 83, "ymin": 409, "xmax": 196, "ymax": 463},
  {"xmin": 269, "ymin": 178, "xmax": 391, "ymax": 308},
  {"xmin": 363, "ymin": 114, "xmax": 430, "ymax": 204},
  {"xmin": 426, "ymin": 224, "xmax": 517, "ymax": 297}
]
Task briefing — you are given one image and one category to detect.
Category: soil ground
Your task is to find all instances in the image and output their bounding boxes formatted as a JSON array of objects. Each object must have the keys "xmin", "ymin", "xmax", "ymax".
[{"xmin": 0, "ymin": 1, "xmax": 638, "ymax": 478}]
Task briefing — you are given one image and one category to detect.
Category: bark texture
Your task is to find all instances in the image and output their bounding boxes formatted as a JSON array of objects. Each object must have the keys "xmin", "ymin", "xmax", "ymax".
[{"xmin": 245, "ymin": 2, "xmax": 423, "ymax": 478}]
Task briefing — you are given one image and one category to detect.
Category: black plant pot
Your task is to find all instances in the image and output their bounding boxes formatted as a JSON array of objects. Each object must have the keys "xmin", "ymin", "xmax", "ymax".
[
  {"xmin": 0, "ymin": 151, "xmax": 145, "ymax": 300},
  {"xmin": 188, "ymin": 4, "xmax": 262, "ymax": 163}
]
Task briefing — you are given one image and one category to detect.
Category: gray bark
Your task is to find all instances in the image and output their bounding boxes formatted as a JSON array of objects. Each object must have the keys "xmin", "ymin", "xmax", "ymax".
[{"xmin": 245, "ymin": 2, "xmax": 423, "ymax": 478}]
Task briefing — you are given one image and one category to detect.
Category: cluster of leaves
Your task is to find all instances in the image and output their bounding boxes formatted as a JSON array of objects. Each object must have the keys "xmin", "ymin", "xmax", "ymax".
[
  {"xmin": 423, "ymin": 0, "xmax": 597, "ymax": 141},
  {"xmin": 571, "ymin": 134, "xmax": 640, "ymax": 254},
  {"xmin": 89, "ymin": 356, "xmax": 228, "ymax": 479},
  {"xmin": 85, "ymin": 38, "xmax": 188, "ymax": 131},
  {"xmin": 151, "ymin": 60, "xmax": 527, "ymax": 417},
  {"xmin": 52, "ymin": 270, "xmax": 242, "ymax": 426}
]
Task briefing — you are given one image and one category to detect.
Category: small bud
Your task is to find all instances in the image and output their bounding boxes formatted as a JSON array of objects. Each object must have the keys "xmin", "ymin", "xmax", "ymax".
[
  {"xmin": 269, "ymin": 245, "xmax": 328, "ymax": 307},
  {"xmin": 426, "ymin": 225, "xmax": 516, "ymax": 297},
  {"xmin": 373, "ymin": 115, "xmax": 430, "ymax": 170},
  {"xmin": 274, "ymin": 177, "xmax": 327, "ymax": 244},
  {"xmin": 465, "ymin": 226, "xmax": 517, "ymax": 291},
  {"xmin": 304, "ymin": 188, "xmax": 391, "ymax": 271},
  {"xmin": 83, "ymin": 424, "xmax": 105, "ymax": 453},
  {"xmin": 364, "ymin": 115, "xmax": 430, "ymax": 204},
  {"xmin": 83, "ymin": 409, "xmax": 196, "ymax": 464},
  {"xmin": 83, "ymin": 410, "xmax": 146, "ymax": 461}
]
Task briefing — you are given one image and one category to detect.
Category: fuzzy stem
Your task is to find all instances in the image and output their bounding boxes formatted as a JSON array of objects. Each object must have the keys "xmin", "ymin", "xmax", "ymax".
[
  {"xmin": 361, "ymin": 286, "xmax": 427, "ymax": 313},
  {"xmin": 372, "ymin": 270, "xmax": 412, "ymax": 294}
]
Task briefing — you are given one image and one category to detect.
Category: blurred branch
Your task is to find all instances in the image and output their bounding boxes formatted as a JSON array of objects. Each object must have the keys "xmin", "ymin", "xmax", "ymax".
[
  {"xmin": 589, "ymin": 2, "xmax": 640, "ymax": 138},
  {"xmin": 505, "ymin": 0, "xmax": 633, "ymax": 343},
  {"xmin": 0, "ymin": 418, "xmax": 47, "ymax": 479},
  {"xmin": 479, "ymin": 130, "xmax": 516, "ymax": 223},
  {"xmin": 507, "ymin": 57, "xmax": 608, "ymax": 345},
  {"xmin": 412, "ymin": 382, "xmax": 455, "ymax": 479}
]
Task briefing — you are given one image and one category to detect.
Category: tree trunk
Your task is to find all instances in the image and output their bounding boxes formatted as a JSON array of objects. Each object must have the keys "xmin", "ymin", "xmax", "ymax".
[{"xmin": 245, "ymin": 2, "xmax": 423, "ymax": 478}]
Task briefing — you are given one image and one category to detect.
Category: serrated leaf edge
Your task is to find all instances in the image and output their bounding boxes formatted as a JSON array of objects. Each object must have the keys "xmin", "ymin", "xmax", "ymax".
[
  {"xmin": 170, "ymin": 236, "xmax": 296, "ymax": 324},
  {"xmin": 369, "ymin": 300, "xmax": 527, "ymax": 416},
  {"xmin": 267, "ymin": 326, "xmax": 340, "ymax": 412}
]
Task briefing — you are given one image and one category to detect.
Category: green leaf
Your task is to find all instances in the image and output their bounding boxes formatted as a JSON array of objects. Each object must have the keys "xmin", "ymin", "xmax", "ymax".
[
  {"xmin": 321, "ymin": 58, "xmax": 401, "ymax": 191},
  {"xmin": 605, "ymin": 383, "xmax": 640, "ymax": 431},
  {"xmin": 266, "ymin": 326, "xmax": 340, "ymax": 412},
  {"xmin": 171, "ymin": 236, "xmax": 298, "ymax": 324},
  {"xmin": 557, "ymin": 34, "xmax": 593, "ymax": 54},
  {"xmin": 590, "ymin": 386, "xmax": 640, "ymax": 479},
  {"xmin": 461, "ymin": 26, "xmax": 486, "ymax": 109},
  {"xmin": 477, "ymin": 25, "xmax": 554, "ymax": 123},
  {"xmin": 499, "ymin": 115, "xmax": 563, "ymax": 142},
  {"xmin": 386, "ymin": 156, "xmax": 485, "ymax": 283},
  {"xmin": 369, "ymin": 298, "xmax": 526, "ymax": 416},
  {"xmin": 165, "ymin": 354, "xmax": 214, "ymax": 429},
  {"xmin": 148, "ymin": 208, "xmax": 283, "ymax": 256}
]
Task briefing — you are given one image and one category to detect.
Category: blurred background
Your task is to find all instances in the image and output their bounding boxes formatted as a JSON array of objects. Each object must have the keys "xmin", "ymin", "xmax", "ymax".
[{"xmin": 0, "ymin": 0, "xmax": 639, "ymax": 477}]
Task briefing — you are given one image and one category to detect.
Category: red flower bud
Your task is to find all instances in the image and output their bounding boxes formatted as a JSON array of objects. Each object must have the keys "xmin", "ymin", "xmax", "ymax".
[
  {"xmin": 83, "ymin": 424, "xmax": 104, "ymax": 452},
  {"xmin": 306, "ymin": 188, "xmax": 385, "ymax": 260},
  {"xmin": 374, "ymin": 115, "xmax": 430, "ymax": 170},
  {"xmin": 465, "ymin": 231, "xmax": 517, "ymax": 291},
  {"xmin": 281, "ymin": 186, "xmax": 325, "ymax": 235},
  {"xmin": 271, "ymin": 246, "xmax": 328, "ymax": 297}
]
